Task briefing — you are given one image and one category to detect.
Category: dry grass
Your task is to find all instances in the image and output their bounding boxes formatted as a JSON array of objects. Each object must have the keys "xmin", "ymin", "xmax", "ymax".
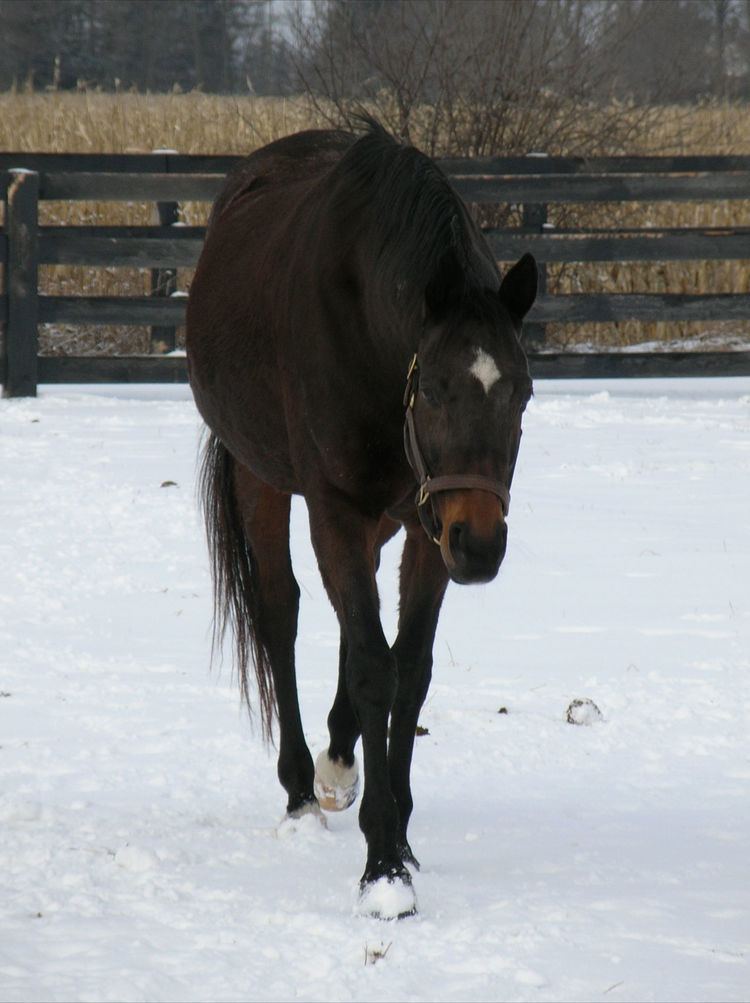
[
  {"xmin": 0, "ymin": 91, "xmax": 317, "ymax": 155},
  {"xmin": 545, "ymin": 196, "xmax": 750, "ymax": 349},
  {"xmin": 0, "ymin": 92, "xmax": 748, "ymax": 354},
  {"xmin": 0, "ymin": 92, "xmax": 322, "ymax": 353}
]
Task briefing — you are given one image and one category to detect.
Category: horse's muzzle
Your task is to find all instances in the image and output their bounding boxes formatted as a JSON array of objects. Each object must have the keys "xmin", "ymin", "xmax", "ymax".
[{"xmin": 438, "ymin": 491, "xmax": 508, "ymax": 584}]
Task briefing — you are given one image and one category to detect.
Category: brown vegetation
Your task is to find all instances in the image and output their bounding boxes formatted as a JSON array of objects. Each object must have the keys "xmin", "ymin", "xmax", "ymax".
[{"xmin": 0, "ymin": 91, "xmax": 749, "ymax": 354}]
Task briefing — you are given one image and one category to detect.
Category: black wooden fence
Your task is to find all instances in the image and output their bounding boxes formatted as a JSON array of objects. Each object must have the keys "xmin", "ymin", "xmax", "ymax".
[{"xmin": 2, "ymin": 151, "xmax": 750, "ymax": 396}]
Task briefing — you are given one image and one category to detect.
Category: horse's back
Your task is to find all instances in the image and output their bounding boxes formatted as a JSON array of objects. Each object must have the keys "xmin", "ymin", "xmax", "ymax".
[
  {"xmin": 187, "ymin": 129, "xmax": 354, "ymax": 488},
  {"xmin": 207, "ymin": 129, "xmax": 353, "ymax": 231}
]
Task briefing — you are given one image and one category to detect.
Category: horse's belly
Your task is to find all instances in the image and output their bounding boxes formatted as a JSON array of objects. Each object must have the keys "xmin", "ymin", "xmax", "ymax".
[
  {"xmin": 187, "ymin": 277, "xmax": 298, "ymax": 493},
  {"xmin": 191, "ymin": 372, "xmax": 298, "ymax": 492}
]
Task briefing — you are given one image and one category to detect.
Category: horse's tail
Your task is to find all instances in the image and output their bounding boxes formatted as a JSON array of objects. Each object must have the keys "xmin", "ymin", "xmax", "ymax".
[{"xmin": 198, "ymin": 433, "xmax": 276, "ymax": 741}]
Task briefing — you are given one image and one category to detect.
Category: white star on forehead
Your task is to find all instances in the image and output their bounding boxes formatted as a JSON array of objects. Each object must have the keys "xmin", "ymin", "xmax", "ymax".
[{"xmin": 469, "ymin": 347, "xmax": 502, "ymax": 394}]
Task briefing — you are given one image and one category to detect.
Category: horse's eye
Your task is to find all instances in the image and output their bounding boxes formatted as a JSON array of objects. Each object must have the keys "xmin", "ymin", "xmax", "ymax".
[{"xmin": 420, "ymin": 385, "xmax": 440, "ymax": 408}]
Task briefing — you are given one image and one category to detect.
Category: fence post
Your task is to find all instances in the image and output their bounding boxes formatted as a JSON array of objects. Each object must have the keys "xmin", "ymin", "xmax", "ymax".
[
  {"xmin": 522, "ymin": 201, "xmax": 547, "ymax": 350},
  {"xmin": 149, "ymin": 149, "xmax": 179, "ymax": 355},
  {"xmin": 3, "ymin": 169, "xmax": 40, "ymax": 397}
]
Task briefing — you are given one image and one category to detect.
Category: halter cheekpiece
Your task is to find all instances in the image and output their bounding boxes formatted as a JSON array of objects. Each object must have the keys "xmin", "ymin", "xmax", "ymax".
[{"xmin": 402, "ymin": 354, "xmax": 511, "ymax": 545}]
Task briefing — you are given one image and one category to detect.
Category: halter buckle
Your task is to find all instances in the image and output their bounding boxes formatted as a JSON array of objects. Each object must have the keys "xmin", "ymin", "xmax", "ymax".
[{"xmin": 404, "ymin": 353, "xmax": 419, "ymax": 409}]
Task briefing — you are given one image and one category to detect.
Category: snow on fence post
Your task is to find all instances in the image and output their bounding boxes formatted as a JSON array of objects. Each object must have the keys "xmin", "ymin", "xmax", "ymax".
[
  {"xmin": 149, "ymin": 149, "xmax": 179, "ymax": 355},
  {"xmin": 3, "ymin": 169, "xmax": 40, "ymax": 398},
  {"xmin": 521, "ymin": 201, "xmax": 548, "ymax": 350}
]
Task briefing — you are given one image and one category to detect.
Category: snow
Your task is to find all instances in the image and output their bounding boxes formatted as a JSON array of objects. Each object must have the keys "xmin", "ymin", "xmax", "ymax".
[
  {"xmin": 1, "ymin": 378, "xmax": 748, "ymax": 1002},
  {"xmin": 539, "ymin": 332, "xmax": 750, "ymax": 354},
  {"xmin": 565, "ymin": 698, "xmax": 603, "ymax": 726},
  {"xmin": 355, "ymin": 874, "xmax": 417, "ymax": 921}
]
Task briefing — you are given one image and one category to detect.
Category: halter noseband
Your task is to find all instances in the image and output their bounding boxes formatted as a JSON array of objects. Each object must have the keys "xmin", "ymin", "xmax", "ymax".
[{"xmin": 403, "ymin": 354, "xmax": 510, "ymax": 545}]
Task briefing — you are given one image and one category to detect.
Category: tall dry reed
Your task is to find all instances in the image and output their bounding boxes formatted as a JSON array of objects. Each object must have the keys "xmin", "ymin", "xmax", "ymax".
[{"xmin": 0, "ymin": 92, "xmax": 748, "ymax": 353}]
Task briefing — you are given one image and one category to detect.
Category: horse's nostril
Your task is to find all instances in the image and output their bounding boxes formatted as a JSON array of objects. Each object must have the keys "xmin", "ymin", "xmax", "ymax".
[
  {"xmin": 446, "ymin": 519, "xmax": 507, "ymax": 583},
  {"xmin": 449, "ymin": 522, "xmax": 466, "ymax": 555}
]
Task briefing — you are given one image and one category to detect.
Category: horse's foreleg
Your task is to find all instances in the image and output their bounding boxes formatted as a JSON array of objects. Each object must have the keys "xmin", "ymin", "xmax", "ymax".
[
  {"xmin": 308, "ymin": 499, "xmax": 414, "ymax": 918},
  {"xmin": 389, "ymin": 521, "xmax": 450, "ymax": 869},
  {"xmin": 235, "ymin": 470, "xmax": 316, "ymax": 818},
  {"xmin": 316, "ymin": 516, "xmax": 400, "ymax": 812}
]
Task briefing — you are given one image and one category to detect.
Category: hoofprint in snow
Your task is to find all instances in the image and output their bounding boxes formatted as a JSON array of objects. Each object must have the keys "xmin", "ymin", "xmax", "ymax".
[{"xmin": 0, "ymin": 379, "xmax": 748, "ymax": 1002}]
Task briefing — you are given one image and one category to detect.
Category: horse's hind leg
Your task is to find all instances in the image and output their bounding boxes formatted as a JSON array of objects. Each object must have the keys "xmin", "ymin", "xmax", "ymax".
[
  {"xmin": 315, "ymin": 516, "xmax": 400, "ymax": 813},
  {"xmin": 314, "ymin": 636, "xmax": 359, "ymax": 811},
  {"xmin": 208, "ymin": 445, "xmax": 315, "ymax": 817}
]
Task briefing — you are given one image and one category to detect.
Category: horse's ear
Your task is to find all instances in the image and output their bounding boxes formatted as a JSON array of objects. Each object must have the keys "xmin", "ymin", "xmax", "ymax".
[
  {"xmin": 425, "ymin": 247, "xmax": 466, "ymax": 320},
  {"xmin": 498, "ymin": 253, "xmax": 537, "ymax": 322}
]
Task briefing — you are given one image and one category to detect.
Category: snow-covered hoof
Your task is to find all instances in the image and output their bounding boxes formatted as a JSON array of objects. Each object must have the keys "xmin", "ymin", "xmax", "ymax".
[
  {"xmin": 277, "ymin": 798, "xmax": 328, "ymax": 837},
  {"xmin": 355, "ymin": 871, "xmax": 417, "ymax": 920},
  {"xmin": 314, "ymin": 750, "xmax": 359, "ymax": 812}
]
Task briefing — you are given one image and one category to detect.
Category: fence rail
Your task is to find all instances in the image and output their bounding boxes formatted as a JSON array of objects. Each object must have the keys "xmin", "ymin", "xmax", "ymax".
[{"xmin": 2, "ymin": 151, "xmax": 750, "ymax": 396}]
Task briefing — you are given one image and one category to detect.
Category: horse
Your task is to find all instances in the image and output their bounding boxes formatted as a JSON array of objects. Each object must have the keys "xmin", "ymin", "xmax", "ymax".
[{"xmin": 186, "ymin": 118, "xmax": 536, "ymax": 919}]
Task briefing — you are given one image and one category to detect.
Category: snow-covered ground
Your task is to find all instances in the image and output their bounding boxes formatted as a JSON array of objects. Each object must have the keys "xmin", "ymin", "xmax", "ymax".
[
  {"xmin": 1, "ymin": 379, "xmax": 748, "ymax": 1003},
  {"xmin": 540, "ymin": 333, "xmax": 750, "ymax": 355}
]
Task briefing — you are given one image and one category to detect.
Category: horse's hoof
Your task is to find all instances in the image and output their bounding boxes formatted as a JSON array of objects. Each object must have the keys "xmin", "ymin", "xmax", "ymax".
[
  {"xmin": 289, "ymin": 798, "xmax": 327, "ymax": 823},
  {"xmin": 355, "ymin": 870, "xmax": 417, "ymax": 920},
  {"xmin": 314, "ymin": 750, "xmax": 359, "ymax": 812},
  {"xmin": 277, "ymin": 799, "xmax": 328, "ymax": 836}
]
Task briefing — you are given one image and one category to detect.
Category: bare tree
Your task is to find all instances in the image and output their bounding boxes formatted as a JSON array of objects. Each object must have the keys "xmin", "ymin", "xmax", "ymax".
[
  {"xmin": 289, "ymin": 0, "xmax": 692, "ymax": 158},
  {"xmin": 0, "ymin": 0, "xmax": 289, "ymax": 94},
  {"xmin": 2, "ymin": 0, "xmax": 747, "ymax": 102}
]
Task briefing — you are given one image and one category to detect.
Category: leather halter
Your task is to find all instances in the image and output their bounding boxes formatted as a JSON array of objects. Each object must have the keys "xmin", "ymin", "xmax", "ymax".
[{"xmin": 402, "ymin": 354, "xmax": 510, "ymax": 545}]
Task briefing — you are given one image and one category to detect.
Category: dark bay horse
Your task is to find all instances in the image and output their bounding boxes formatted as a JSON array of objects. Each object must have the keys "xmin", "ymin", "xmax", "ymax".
[{"xmin": 186, "ymin": 119, "xmax": 536, "ymax": 919}]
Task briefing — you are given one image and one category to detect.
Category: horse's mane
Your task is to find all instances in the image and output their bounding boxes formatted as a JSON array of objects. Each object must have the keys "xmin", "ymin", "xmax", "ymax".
[{"xmin": 329, "ymin": 118, "xmax": 499, "ymax": 317}]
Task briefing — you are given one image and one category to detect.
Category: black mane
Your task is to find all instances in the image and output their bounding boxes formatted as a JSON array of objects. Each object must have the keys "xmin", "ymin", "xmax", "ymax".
[{"xmin": 329, "ymin": 119, "xmax": 499, "ymax": 317}]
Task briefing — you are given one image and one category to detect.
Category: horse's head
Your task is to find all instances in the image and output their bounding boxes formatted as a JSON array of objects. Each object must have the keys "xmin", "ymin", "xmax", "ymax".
[{"xmin": 406, "ymin": 253, "xmax": 536, "ymax": 584}]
